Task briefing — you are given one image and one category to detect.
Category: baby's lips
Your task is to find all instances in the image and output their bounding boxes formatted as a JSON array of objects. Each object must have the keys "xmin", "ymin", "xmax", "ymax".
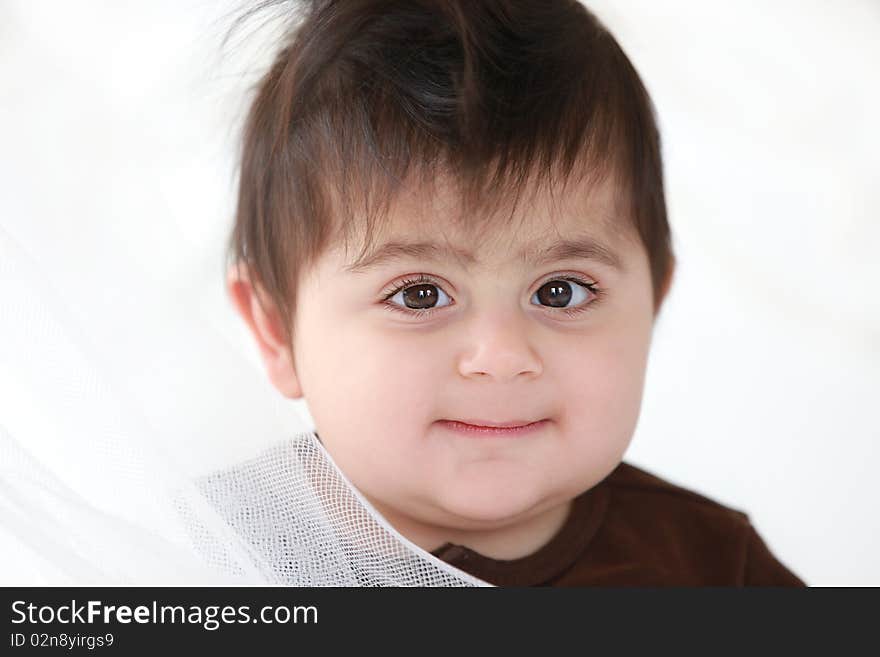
[{"xmin": 443, "ymin": 418, "xmax": 545, "ymax": 429}]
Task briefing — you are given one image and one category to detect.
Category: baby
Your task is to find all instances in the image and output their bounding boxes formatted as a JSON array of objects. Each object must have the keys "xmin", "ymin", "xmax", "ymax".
[{"xmin": 225, "ymin": 0, "xmax": 804, "ymax": 586}]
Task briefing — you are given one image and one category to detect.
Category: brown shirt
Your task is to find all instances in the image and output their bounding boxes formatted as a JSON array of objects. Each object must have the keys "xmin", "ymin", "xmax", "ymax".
[{"xmin": 430, "ymin": 461, "xmax": 806, "ymax": 586}]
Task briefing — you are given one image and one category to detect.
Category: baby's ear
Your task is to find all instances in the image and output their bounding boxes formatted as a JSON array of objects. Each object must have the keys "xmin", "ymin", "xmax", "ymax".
[{"xmin": 226, "ymin": 264, "xmax": 303, "ymax": 399}]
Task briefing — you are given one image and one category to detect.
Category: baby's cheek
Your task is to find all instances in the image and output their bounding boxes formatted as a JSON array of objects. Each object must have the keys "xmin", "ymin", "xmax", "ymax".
[
  {"xmin": 562, "ymin": 348, "xmax": 647, "ymax": 442},
  {"xmin": 305, "ymin": 342, "xmax": 431, "ymax": 460}
]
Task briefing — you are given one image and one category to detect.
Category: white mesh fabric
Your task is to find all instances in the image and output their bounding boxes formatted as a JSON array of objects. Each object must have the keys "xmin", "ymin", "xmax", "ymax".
[
  {"xmin": 182, "ymin": 432, "xmax": 490, "ymax": 586},
  {"xmin": 0, "ymin": 227, "xmax": 490, "ymax": 587}
]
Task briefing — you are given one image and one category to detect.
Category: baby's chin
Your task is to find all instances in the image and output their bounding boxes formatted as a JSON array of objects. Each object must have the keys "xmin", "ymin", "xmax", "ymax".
[{"xmin": 430, "ymin": 474, "xmax": 556, "ymax": 527}]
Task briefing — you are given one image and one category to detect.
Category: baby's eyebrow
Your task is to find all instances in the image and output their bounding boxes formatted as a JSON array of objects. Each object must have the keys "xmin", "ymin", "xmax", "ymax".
[{"xmin": 343, "ymin": 233, "xmax": 625, "ymax": 274}]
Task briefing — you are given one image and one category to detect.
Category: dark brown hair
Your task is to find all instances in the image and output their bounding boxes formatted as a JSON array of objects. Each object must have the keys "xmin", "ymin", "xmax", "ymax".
[{"xmin": 225, "ymin": 0, "xmax": 674, "ymax": 350}]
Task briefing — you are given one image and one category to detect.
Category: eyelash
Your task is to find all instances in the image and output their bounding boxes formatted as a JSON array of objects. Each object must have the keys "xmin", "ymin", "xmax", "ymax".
[{"xmin": 380, "ymin": 273, "xmax": 605, "ymax": 320}]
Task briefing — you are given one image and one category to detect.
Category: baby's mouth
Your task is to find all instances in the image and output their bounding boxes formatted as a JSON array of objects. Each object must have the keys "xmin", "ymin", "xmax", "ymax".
[
  {"xmin": 445, "ymin": 418, "xmax": 542, "ymax": 429},
  {"xmin": 436, "ymin": 418, "xmax": 550, "ymax": 437}
]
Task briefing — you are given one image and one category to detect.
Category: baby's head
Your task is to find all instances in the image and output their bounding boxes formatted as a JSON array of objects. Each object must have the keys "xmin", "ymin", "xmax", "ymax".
[{"xmin": 227, "ymin": 0, "xmax": 675, "ymax": 556}]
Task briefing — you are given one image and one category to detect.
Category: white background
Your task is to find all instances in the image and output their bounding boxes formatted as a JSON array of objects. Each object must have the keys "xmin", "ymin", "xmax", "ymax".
[{"xmin": 1, "ymin": 0, "xmax": 877, "ymax": 585}]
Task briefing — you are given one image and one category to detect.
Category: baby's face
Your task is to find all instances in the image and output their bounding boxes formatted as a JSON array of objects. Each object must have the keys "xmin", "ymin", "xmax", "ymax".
[{"xmin": 289, "ymin": 172, "xmax": 656, "ymax": 546}]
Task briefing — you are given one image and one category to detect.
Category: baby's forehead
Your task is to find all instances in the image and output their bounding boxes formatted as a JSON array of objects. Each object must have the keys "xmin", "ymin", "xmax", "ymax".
[
  {"xmin": 325, "ymin": 211, "xmax": 634, "ymax": 285},
  {"xmin": 335, "ymin": 168, "xmax": 633, "ymax": 268}
]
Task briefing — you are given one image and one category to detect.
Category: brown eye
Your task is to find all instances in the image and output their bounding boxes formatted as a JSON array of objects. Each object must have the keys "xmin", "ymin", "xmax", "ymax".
[
  {"xmin": 401, "ymin": 283, "xmax": 441, "ymax": 310},
  {"xmin": 536, "ymin": 280, "xmax": 572, "ymax": 307},
  {"xmin": 385, "ymin": 276, "xmax": 453, "ymax": 314},
  {"xmin": 531, "ymin": 277, "xmax": 595, "ymax": 311}
]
